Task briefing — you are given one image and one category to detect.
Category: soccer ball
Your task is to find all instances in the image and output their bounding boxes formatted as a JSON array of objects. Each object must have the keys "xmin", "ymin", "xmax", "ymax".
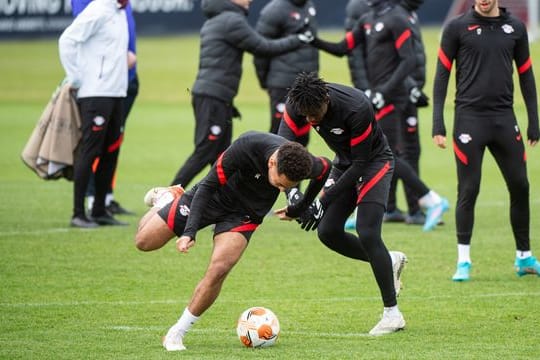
[{"xmin": 236, "ymin": 307, "xmax": 280, "ymax": 348}]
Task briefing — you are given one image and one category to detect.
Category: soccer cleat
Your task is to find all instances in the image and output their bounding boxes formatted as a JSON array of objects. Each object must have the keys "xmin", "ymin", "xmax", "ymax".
[
  {"xmin": 383, "ymin": 208, "xmax": 406, "ymax": 223},
  {"xmin": 369, "ymin": 310, "xmax": 406, "ymax": 336},
  {"xmin": 514, "ymin": 256, "xmax": 540, "ymax": 277},
  {"xmin": 106, "ymin": 200, "xmax": 135, "ymax": 215},
  {"xmin": 344, "ymin": 216, "xmax": 356, "ymax": 230},
  {"xmin": 144, "ymin": 185, "xmax": 185, "ymax": 208},
  {"xmin": 90, "ymin": 212, "xmax": 129, "ymax": 226},
  {"xmin": 423, "ymin": 198, "xmax": 449, "ymax": 232},
  {"xmin": 452, "ymin": 261, "xmax": 471, "ymax": 282},
  {"xmin": 405, "ymin": 210, "xmax": 425, "ymax": 225},
  {"xmin": 70, "ymin": 215, "xmax": 99, "ymax": 228},
  {"xmin": 162, "ymin": 327, "xmax": 186, "ymax": 351},
  {"xmin": 389, "ymin": 251, "xmax": 408, "ymax": 297}
]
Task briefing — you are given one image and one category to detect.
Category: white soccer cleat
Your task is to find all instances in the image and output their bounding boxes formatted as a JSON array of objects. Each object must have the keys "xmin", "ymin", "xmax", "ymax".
[
  {"xmin": 369, "ymin": 310, "xmax": 406, "ymax": 336},
  {"xmin": 162, "ymin": 327, "xmax": 186, "ymax": 351},
  {"xmin": 389, "ymin": 251, "xmax": 408, "ymax": 297},
  {"xmin": 143, "ymin": 185, "xmax": 184, "ymax": 208}
]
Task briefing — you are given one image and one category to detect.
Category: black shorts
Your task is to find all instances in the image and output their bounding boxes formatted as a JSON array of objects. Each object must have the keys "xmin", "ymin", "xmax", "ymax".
[{"xmin": 157, "ymin": 189, "xmax": 260, "ymax": 241}]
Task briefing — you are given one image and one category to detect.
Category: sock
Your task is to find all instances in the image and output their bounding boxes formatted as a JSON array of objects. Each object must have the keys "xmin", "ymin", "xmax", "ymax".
[
  {"xmin": 457, "ymin": 244, "xmax": 471, "ymax": 263},
  {"xmin": 86, "ymin": 196, "xmax": 95, "ymax": 212},
  {"xmin": 105, "ymin": 193, "xmax": 114, "ymax": 207},
  {"xmin": 516, "ymin": 250, "xmax": 532, "ymax": 259},
  {"xmin": 383, "ymin": 305, "xmax": 400, "ymax": 316},
  {"xmin": 175, "ymin": 307, "xmax": 200, "ymax": 338},
  {"xmin": 418, "ymin": 190, "xmax": 442, "ymax": 208}
]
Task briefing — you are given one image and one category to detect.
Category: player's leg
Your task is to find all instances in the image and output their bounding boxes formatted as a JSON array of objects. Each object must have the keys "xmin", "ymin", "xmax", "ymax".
[
  {"xmin": 401, "ymin": 103, "xmax": 422, "ymax": 223},
  {"xmin": 268, "ymin": 87, "xmax": 288, "ymax": 134},
  {"xmin": 489, "ymin": 116, "xmax": 539, "ymax": 276},
  {"xmin": 163, "ymin": 231, "xmax": 249, "ymax": 351},
  {"xmin": 451, "ymin": 114, "xmax": 486, "ymax": 281},
  {"xmin": 170, "ymin": 96, "xmax": 232, "ymax": 187}
]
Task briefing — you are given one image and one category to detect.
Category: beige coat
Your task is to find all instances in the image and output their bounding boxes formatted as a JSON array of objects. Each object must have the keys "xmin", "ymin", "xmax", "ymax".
[{"xmin": 21, "ymin": 84, "xmax": 82, "ymax": 180}]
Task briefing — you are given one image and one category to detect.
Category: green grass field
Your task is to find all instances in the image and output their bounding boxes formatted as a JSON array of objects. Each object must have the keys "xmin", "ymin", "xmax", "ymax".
[{"xmin": 0, "ymin": 28, "xmax": 539, "ymax": 359}]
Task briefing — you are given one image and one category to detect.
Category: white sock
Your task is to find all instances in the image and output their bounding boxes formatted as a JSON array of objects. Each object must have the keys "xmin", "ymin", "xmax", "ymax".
[
  {"xmin": 516, "ymin": 250, "xmax": 532, "ymax": 259},
  {"xmin": 105, "ymin": 193, "xmax": 114, "ymax": 207},
  {"xmin": 86, "ymin": 196, "xmax": 95, "ymax": 211},
  {"xmin": 383, "ymin": 305, "xmax": 400, "ymax": 316},
  {"xmin": 418, "ymin": 190, "xmax": 442, "ymax": 208},
  {"xmin": 457, "ymin": 244, "xmax": 471, "ymax": 263},
  {"xmin": 174, "ymin": 307, "xmax": 200, "ymax": 338}
]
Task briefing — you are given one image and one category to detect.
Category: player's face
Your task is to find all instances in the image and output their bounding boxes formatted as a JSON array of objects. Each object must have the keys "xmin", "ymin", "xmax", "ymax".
[
  {"xmin": 267, "ymin": 155, "xmax": 299, "ymax": 192},
  {"xmin": 474, "ymin": 0, "xmax": 499, "ymax": 16},
  {"xmin": 304, "ymin": 100, "xmax": 329, "ymax": 126},
  {"xmin": 231, "ymin": 0, "xmax": 252, "ymax": 10}
]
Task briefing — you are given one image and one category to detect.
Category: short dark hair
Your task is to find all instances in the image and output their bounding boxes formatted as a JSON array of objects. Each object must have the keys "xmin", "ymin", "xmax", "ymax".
[
  {"xmin": 276, "ymin": 141, "xmax": 313, "ymax": 182},
  {"xmin": 287, "ymin": 72, "xmax": 329, "ymax": 115}
]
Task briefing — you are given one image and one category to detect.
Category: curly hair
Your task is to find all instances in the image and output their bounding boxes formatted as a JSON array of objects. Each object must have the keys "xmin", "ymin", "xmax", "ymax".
[
  {"xmin": 287, "ymin": 72, "xmax": 329, "ymax": 115},
  {"xmin": 276, "ymin": 141, "xmax": 313, "ymax": 182}
]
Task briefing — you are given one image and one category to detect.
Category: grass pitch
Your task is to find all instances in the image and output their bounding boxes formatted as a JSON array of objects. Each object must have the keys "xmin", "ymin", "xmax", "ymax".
[{"xmin": 0, "ymin": 28, "xmax": 539, "ymax": 359}]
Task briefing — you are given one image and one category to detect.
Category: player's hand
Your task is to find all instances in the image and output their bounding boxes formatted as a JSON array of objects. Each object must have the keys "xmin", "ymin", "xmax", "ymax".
[
  {"xmin": 274, "ymin": 206, "xmax": 293, "ymax": 221},
  {"xmin": 298, "ymin": 30, "xmax": 314, "ymax": 44},
  {"xmin": 127, "ymin": 50, "xmax": 137, "ymax": 69},
  {"xmin": 298, "ymin": 199, "xmax": 324, "ymax": 231},
  {"xmin": 527, "ymin": 126, "xmax": 539, "ymax": 147},
  {"xmin": 409, "ymin": 87, "xmax": 422, "ymax": 104},
  {"xmin": 433, "ymin": 135, "xmax": 447, "ymax": 149},
  {"xmin": 364, "ymin": 89, "xmax": 385, "ymax": 110},
  {"xmin": 176, "ymin": 235, "xmax": 195, "ymax": 253},
  {"xmin": 286, "ymin": 187, "xmax": 303, "ymax": 207}
]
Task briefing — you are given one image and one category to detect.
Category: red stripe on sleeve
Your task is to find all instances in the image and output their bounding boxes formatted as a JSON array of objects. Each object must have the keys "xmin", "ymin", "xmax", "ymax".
[
  {"xmin": 518, "ymin": 57, "xmax": 532, "ymax": 74},
  {"xmin": 107, "ymin": 134, "xmax": 124, "ymax": 153},
  {"xmin": 345, "ymin": 31, "xmax": 355, "ymax": 50},
  {"xmin": 356, "ymin": 161, "xmax": 391, "ymax": 204},
  {"xmin": 216, "ymin": 153, "xmax": 227, "ymax": 185},
  {"xmin": 375, "ymin": 104, "xmax": 395, "ymax": 121},
  {"xmin": 316, "ymin": 157, "xmax": 330, "ymax": 181},
  {"xmin": 395, "ymin": 29, "xmax": 411, "ymax": 49},
  {"xmin": 438, "ymin": 48, "xmax": 453, "ymax": 71},
  {"xmin": 230, "ymin": 223, "xmax": 259, "ymax": 232},
  {"xmin": 283, "ymin": 109, "xmax": 311, "ymax": 137},
  {"xmin": 167, "ymin": 196, "xmax": 181, "ymax": 230},
  {"xmin": 453, "ymin": 140, "xmax": 468, "ymax": 165},
  {"xmin": 350, "ymin": 123, "xmax": 372, "ymax": 147}
]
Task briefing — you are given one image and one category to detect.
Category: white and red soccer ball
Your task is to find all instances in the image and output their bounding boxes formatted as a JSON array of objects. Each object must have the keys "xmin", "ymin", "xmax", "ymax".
[{"xmin": 236, "ymin": 307, "xmax": 280, "ymax": 348}]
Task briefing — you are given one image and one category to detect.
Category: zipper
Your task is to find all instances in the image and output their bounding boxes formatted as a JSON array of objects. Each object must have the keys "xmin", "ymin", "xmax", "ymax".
[{"xmin": 98, "ymin": 56, "xmax": 105, "ymax": 79}]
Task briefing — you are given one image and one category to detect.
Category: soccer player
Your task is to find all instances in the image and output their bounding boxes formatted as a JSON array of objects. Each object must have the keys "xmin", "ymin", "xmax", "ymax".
[
  {"xmin": 169, "ymin": 0, "xmax": 313, "ymax": 188},
  {"xmin": 278, "ymin": 72, "xmax": 413, "ymax": 335},
  {"xmin": 254, "ymin": 0, "xmax": 319, "ymax": 136},
  {"xmin": 134, "ymin": 131, "xmax": 331, "ymax": 351},
  {"xmin": 432, "ymin": 0, "xmax": 540, "ymax": 281},
  {"xmin": 59, "ymin": 0, "xmax": 129, "ymax": 228},
  {"xmin": 310, "ymin": 0, "xmax": 449, "ymax": 232}
]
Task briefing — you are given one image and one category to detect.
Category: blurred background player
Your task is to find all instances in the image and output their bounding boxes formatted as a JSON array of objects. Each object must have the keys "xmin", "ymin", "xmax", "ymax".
[
  {"xmin": 72, "ymin": 0, "xmax": 139, "ymax": 216},
  {"xmin": 59, "ymin": 0, "xmax": 129, "ymax": 227},
  {"xmin": 254, "ymin": 0, "xmax": 319, "ymax": 139},
  {"xmin": 135, "ymin": 131, "xmax": 330, "ymax": 351},
  {"xmin": 432, "ymin": 0, "xmax": 540, "ymax": 281},
  {"xmin": 170, "ymin": 0, "xmax": 313, "ymax": 188},
  {"xmin": 311, "ymin": 0, "xmax": 449, "ymax": 231},
  {"xmin": 279, "ymin": 73, "xmax": 408, "ymax": 335},
  {"xmin": 386, "ymin": 0, "xmax": 430, "ymax": 225}
]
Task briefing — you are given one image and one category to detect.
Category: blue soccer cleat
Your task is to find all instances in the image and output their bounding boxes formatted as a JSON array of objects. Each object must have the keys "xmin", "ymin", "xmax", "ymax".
[
  {"xmin": 345, "ymin": 216, "xmax": 356, "ymax": 230},
  {"xmin": 514, "ymin": 256, "xmax": 540, "ymax": 277},
  {"xmin": 452, "ymin": 261, "xmax": 471, "ymax": 282},
  {"xmin": 423, "ymin": 198, "xmax": 449, "ymax": 232}
]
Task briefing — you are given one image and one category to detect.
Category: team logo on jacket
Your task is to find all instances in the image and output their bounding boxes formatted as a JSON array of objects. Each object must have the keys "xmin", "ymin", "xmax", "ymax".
[
  {"xmin": 308, "ymin": 6, "xmax": 316, "ymax": 16},
  {"xmin": 324, "ymin": 178, "xmax": 335, "ymax": 188},
  {"xmin": 255, "ymin": 173, "xmax": 261, "ymax": 180},
  {"xmin": 502, "ymin": 24, "xmax": 514, "ymax": 34},
  {"xmin": 330, "ymin": 128, "xmax": 344, "ymax": 135},
  {"xmin": 93, "ymin": 116, "xmax": 105, "ymax": 126},
  {"xmin": 290, "ymin": 11, "xmax": 300, "ymax": 20},
  {"xmin": 458, "ymin": 133, "xmax": 472, "ymax": 144},
  {"xmin": 375, "ymin": 22, "xmax": 384, "ymax": 32},
  {"xmin": 179, "ymin": 204, "xmax": 190, "ymax": 217}
]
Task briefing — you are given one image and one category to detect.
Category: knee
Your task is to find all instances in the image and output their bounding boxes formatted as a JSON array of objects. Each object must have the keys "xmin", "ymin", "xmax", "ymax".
[
  {"xmin": 317, "ymin": 224, "xmax": 342, "ymax": 250},
  {"xmin": 134, "ymin": 231, "xmax": 154, "ymax": 252},
  {"xmin": 508, "ymin": 177, "xmax": 529, "ymax": 198},
  {"xmin": 206, "ymin": 261, "xmax": 234, "ymax": 283}
]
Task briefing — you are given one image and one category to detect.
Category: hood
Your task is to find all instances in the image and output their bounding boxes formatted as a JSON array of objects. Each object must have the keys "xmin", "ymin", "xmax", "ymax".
[
  {"xmin": 201, "ymin": 0, "xmax": 247, "ymax": 18},
  {"xmin": 399, "ymin": 0, "xmax": 423, "ymax": 11}
]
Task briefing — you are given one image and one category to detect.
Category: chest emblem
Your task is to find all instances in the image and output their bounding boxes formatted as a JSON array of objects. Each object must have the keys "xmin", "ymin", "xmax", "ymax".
[
  {"xmin": 468, "ymin": 25, "xmax": 480, "ymax": 31},
  {"xmin": 330, "ymin": 128, "xmax": 345, "ymax": 135},
  {"xmin": 502, "ymin": 24, "xmax": 514, "ymax": 34},
  {"xmin": 364, "ymin": 23, "xmax": 372, "ymax": 35},
  {"xmin": 375, "ymin": 22, "xmax": 384, "ymax": 32},
  {"xmin": 255, "ymin": 173, "xmax": 261, "ymax": 180},
  {"xmin": 290, "ymin": 11, "xmax": 300, "ymax": 20},
  {"xmin": 308, "ymin": 6, "xmax": 316, "ymax": 16},
  {"xmin": 458, "ymin": 133, "xmax": 472, "ymax": 144}
]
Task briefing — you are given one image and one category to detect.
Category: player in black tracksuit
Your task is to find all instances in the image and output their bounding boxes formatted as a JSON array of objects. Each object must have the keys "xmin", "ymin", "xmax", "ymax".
[
  {"xmin": 278, "ymin": 73, "xmax": 407, "ymax": 335},
  {"xmin": 254, "ymin": 0, "xmax": 319, "ymax": 136},
  {"xmin": 135, "ymin": 131, "xmax": 331, "ymax": 350},
  {"xmin": 170, "ymin": 0, "xmax": 309, "ymax": 188},
  {"xmin": 432, "ymin": 2, "xmax": 540, "ymax": 280},
  {"xmin": 311, "ymin": 0, "xmax": 448, "ymax": 232}
]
